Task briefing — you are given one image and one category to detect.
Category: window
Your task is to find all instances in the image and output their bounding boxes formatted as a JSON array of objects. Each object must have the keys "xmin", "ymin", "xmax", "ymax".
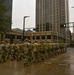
[{"xmin": 47, "ymin": 35, "xmax": 51, "ymax": 39}]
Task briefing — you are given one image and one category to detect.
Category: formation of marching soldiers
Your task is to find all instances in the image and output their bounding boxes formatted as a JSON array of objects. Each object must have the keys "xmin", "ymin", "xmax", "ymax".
[{"xmin": 0, "ymin": 39, "xmax": 67, "ymax": 65}]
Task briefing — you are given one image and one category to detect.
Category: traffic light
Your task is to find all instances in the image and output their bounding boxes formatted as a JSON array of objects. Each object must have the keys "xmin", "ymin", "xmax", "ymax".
[
  {"xmin": 33, "ymin": 28, "xmax": 36, "ymax": 31},
  {"xmin": 33, "ymin": 28, "xmax": 38, "ymax": 31},
  {"xmin": 60, "ymin": 24, "xmax": 66, "ymax": 28}
]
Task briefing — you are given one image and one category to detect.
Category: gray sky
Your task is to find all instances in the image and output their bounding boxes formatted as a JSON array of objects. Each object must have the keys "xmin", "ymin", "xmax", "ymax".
[{"xmin": 12, "ymin": 0, "xmax": 74, "ymax": 30}]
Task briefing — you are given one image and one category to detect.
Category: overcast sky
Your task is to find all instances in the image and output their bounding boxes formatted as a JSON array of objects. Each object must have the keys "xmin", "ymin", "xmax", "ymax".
[{"xmin": 12, "ymin": 0, "xmax": 74, "ymax": 30}]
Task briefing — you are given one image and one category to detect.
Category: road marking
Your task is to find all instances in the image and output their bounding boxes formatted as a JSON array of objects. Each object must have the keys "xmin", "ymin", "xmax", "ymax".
[
  {"xmin": 44, "ymin": 62, "xmax": 52, "ymax": 64},
  {"xmin": 51, "ymin": 59, "xmax": 57, "ymax": 61},
  {"xmin": 58, "ymin": 63, "xmax": 70, "ymax": 67},
  {"xmin": 63, "ymin": 60, "xmax": 74, "ymax": 62},
  {"xmin": 63, "ymin": 60, "xmax": 70, "ymax": 61},
  {"xmin": 71, "ymin": 55, "xmax": 74, "ymax": 58}
]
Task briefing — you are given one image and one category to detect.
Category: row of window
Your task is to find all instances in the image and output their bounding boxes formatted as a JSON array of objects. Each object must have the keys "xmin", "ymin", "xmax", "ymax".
[
  {"xmin": 5, "ymin": 34, "xmax": 65, "ymax": 40},
  {"xmin": 5, "ymin": 34, "xmax": 51, "ymax": 40}
]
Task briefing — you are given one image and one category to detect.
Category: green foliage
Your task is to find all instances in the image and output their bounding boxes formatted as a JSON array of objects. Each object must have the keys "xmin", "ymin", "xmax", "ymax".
[
  {"xmin": 0, "ymin": 3, "xmax": 6, "ymax": 14},
  {"xmin": 0, "ymin": 2, "xmax": 10, "ymax": 34},
  {"xmin": 71, "ymin": 40, "xmax": 74, "ymax": 43}
]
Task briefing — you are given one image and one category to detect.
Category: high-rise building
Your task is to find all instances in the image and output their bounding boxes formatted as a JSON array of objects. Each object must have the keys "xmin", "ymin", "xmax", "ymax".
[
  {"xmin": 36, "ymin": 0, "xmax": 70, "ymax": 43},
  {"xmin": 0, "ymin": 0, "xmax": 13, "ymax": 29},
  {"xmin": 36, "ymin": 0, "xmax": 69, "ymax": 33}
]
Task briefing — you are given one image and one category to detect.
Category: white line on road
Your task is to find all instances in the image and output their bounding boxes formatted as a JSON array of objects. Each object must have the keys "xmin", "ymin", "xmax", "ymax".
[
  {"xmin": 71, "ymin": 55, "xmax": 74, "ymax": 58},
  {"xmin": 44, "ymin": 62, "xmax": 52, "ymax": 64},
  {"xmin": 63, "ymin": 60, "xmax": 74, "ymax": 64},
  {"xmin": 51, "ymin": 59, "xmax": 57, "ymax": 61},
  {"xmin": 63, "ymin": 60, "xmax": 70, "ymax": 61},
  {"xmin": 58, "ymin": 64, "xmax": 70, "ymax": 67}
]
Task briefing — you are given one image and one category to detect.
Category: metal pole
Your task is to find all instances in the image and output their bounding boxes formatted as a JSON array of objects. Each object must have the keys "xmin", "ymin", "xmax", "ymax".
[
  {"xmin": 73, "ymin": 22, "xmax": 74, "ymax": 33},
  {"xmin": 22, "ymin": 17, "xmax": 25, "ymax": 41},
  {"xmin": 22, "ymin": 16, "xmax": 30, "ymax": 41},
  {"xmin": 65, "ymin": 28, "xmax": 66, "ymax": 43},
  {"xmin": 57, "ymin": 33, "xmax": 58, "ymax": 43}
]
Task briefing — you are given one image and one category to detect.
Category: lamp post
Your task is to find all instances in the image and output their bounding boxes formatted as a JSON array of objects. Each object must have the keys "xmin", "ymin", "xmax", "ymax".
[
  {"xmin": 71, "ymin": 6, "xmax": 74, "ymax": 8},
  {"xmin": 22, "ymin": 16, "xmax": 30, "ymax": 41},
  {"xmin": 71, "ymin": 7, "xmax": 74, "ymax": 33}
]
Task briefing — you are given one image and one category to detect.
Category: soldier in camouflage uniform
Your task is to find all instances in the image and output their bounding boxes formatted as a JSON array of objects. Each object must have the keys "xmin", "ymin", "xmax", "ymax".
[
  {"xmin": 40, "ymin": 41, "xmax": 46, "ymax": 60},
  {"xmin": 23, "ymin": 38, "xmax": 31, "ymax": 66},
  {"xmin": 27, "ymin": 40, "xmax": 33, "ymax": 62},
  {"xmin": 59, "ymin": 43, "xmax": 64, "ymax": 53},
  {"xmin": 36, "ymin": 42, "xmax": 41, "ymax": 62},
  {"xmin": 19, "ymin": 42, "xmax": 25, "ymax": 60},
  {"xmin": 17, "ymin": 41, "xmax": 25, "ymax": 61},
  {"xmin": 49, "ymin": 44, "xmax": 54, "ymax": 56},
  {"xmin": 55, "ymin": 44, "xmax": 59, "ymax": 54},
  {"xmin": 10, "ymin": 43, "xmax": 15, "ymax": 60},
  {"xmin": 64, "ymin": 43, "xmax": 67, "ymax": 53},
  {"xmin": 32, "ymin": 41, "xmax": 39, "ymax": 63},
  {"xmin": 0, "ymin": 43, "xmax": 2, "ymax": 62},
  {"xmin": 7, "ymin": 44, "xmax": 12, "ymax": 60},
  {"xmin": 15, "ymin": 42, "xmax": 20, "ymax": 61},
  {"xmin": 5, "ymin": 41, "xmax": 10, "ymax": 60},
  {"xmin": 0, "ymin": 41, "xmax": 7, "ymax": 62},
  {"xmin": 44, "ymin": 42, "xmax": 50, "ymax": 58}
]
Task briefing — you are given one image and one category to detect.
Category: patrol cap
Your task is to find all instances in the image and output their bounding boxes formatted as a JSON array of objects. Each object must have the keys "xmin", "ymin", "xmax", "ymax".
[
  {"xmin": 40, "ymin": 40, "xmax": 44, "ymax": 43},
  {"xmin": 1, "ymin": 41, "xmax": 5, "ymax": 44},
  {"xmin": 34, "ymin": 40, "xmax": 38, "ymax": 43},
  {"xmin": 25, "ymin": 38, "xmax": 28, "ymax": 41}
]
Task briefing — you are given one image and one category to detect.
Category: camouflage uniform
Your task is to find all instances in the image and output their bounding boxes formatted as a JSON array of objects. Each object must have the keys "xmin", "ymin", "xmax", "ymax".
[
  {"xmin": 55, "ymin": 44, "xmax": 59, "ymax": 54},
  {"xmin": 27, "ymin": 41, "xmax": 33, "ymax": 62},
  {"xmin": 49, "ymin": 44, "xmax": 53, "ymax": 56},
  {"xmin": 19, "ymin": 43, "xmax": 25, "ymax": 59},
  {"xmin": 64, "ymin": 43, "xmax": 67, "ymax": 53},
  {"xmin": 36, "ymin": 43, "xmax": 41, "ymax": 62},
  {"xmin": 5, "ymin": 42, "xmax": 10, "ymax": 60},
  {"xmin": 23, "ymin": 39, "xmax": 31, "ymax": 66},
  {"xmin": 40, "ymin": 41, "xmax": 46, "ymax": 60},
  {"xmin": 0, "ymin": 44, "xmax": 2, "ymax": 62},
  {"xmin": 17, "ymin": 43, "xmax": 23, "ymax": 61},
  {"xmin": 15, "ymin": 44, "xmax": 20, "ymax": 61},
  {"xmin": 10, "ymin": 44, "xmax": 15, "ymax": 60},
  {"xmin": 0, "ymin": 41, "xmax": 7, "ymax": 62},
  {"xmin": 32, "ymin": 41, "xmax": 39, "ymax": 63},
  {"xmin": 59, "ymin": 43, "xmax": 64, "ymax": 53},
  {"xmin": 44, "ymin": 43, "xmax": 50, "ymax": 58}
]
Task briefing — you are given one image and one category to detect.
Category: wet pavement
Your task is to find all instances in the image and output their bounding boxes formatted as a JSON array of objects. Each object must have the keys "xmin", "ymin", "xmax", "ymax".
[{"xmin": 0, "ymin": 48, "xmax": 74, "ymax": 75}]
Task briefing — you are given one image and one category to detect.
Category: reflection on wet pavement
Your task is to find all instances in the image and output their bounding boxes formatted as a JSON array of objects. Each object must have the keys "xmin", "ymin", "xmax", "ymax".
[{"xmin": 0, "ymin": 48, "xmax": 74, "ymax": 75}]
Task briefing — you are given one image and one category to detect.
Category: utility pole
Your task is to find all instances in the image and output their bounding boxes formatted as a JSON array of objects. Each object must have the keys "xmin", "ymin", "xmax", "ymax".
[
  {"xmin": 22, "ymin": 16, "xmax": 30, "ymax": 41},
  {"xmin": 73, "ymin": 22, "xmax": 74, "ymax": 33}
]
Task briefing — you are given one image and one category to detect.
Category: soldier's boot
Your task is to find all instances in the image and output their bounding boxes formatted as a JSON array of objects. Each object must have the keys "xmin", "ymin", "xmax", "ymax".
[
  {"xmin": 2, "ymin": 56, "xmax": 6, "ymax": 62},
  {"xmin": 32, "ymin": 58, "xmax": 36, "ymax": 63},
  {"xmin": 0, "ymin": 58, "xmax": 2, "ymax": 63},
  {"xmin": 17, "ymin": 56, "xmax": 22, "ymax": 61},
  {"xmin": 24, "ymin": 61, "xmax": 30, "ymax": 66}
]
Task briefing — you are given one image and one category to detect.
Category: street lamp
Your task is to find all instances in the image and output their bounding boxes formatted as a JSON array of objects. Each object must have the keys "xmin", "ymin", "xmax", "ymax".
[
  {"xmin": 71, "ymin": 7, "xmax": 74, "ymax": 33},
  {"xmin": 71, "ymin": 6, "xmax": 74, "ymax": 8},
  {"xmin": 22, "ymin": 16, "xmax": 30, "ymax": 41}
]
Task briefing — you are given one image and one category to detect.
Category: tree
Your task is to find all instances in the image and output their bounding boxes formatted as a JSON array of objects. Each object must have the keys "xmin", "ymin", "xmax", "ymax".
[{"xmin": 0, "ymin": 2, "xmax": 11, "ymax": 42}]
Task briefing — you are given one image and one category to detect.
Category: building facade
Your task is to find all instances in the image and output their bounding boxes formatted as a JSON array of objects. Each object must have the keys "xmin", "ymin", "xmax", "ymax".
[
  {"xmin": 36, "ymin": 0, "xmax": 69, "ymax": 32},
  {"xmin": 0, "ymin": 0, "xmax": 13, "ymax": 29},
  {"xmin": 0, "ymin": 30, "xmax": 71, "ymax": 44},
  {"xmin": 36, "ymin": 0, "xmax": 70, "ymax": 43}
]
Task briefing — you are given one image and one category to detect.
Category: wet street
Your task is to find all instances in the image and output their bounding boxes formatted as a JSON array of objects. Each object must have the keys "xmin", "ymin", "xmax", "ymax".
[{"xmin": 0, "ymin": 48, "xmax": 74, "ymax": 75}]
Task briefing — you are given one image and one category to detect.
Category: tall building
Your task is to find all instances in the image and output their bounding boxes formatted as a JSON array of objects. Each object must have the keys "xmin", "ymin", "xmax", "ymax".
[
  {"xmin": 0, "ymin": 0, "xmax": 13, "ymax": 29},
  {"xmin": 36, "ymin": 0, "xmax": 69, "ymax": 33},
  {"xmin": 36, "ymin": 0, "xmax": 70, "ymax": 43}
]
